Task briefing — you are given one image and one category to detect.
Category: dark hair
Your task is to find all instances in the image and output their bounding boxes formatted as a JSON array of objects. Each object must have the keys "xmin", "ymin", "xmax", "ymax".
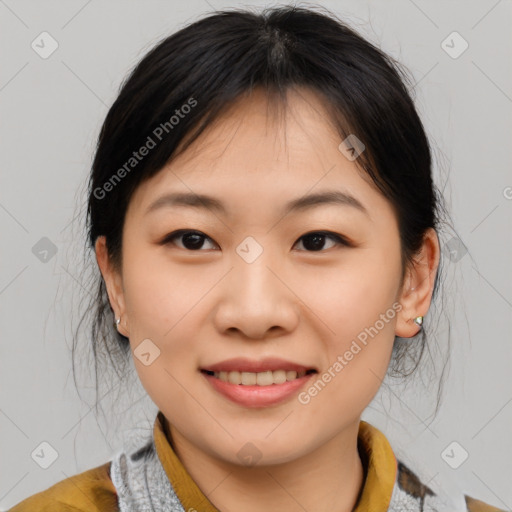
[{"xmin": 72, "ymin": 4, "xmax": 461, "ymax": 428}]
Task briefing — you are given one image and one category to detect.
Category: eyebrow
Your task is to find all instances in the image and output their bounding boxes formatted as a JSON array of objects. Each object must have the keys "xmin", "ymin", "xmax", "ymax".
[{"xmin": 145, "ymin": 189, "xmax": 370, "ymax": 218}]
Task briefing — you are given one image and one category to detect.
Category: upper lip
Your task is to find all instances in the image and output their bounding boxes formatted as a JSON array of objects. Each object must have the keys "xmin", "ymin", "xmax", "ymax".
[{"xmin": 200, "ymin": 357, "xmax": 318, "ymax": 374}]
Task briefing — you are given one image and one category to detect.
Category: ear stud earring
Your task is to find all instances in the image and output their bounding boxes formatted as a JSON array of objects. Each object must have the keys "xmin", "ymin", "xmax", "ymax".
[{"xmin": 413, "ymin": 316, "xmax": 423, "ymax": 328}]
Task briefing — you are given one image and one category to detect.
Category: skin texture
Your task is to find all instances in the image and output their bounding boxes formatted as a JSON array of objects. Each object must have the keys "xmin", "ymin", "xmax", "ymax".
[{"xmin": 96, "ymin": 87, "xmax": 440, "ymax": 512}]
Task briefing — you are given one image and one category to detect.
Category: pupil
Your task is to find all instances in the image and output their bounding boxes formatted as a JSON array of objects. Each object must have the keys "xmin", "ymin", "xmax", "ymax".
[
  {"xmin": 303, "ymin": 233, "xmax": 324, "ymax": 251},
  {"xmin": 183, "ymin": 233, "xmax": 204, "ymax": 250},
  {"xmin": 181, "ymin": 233, "xmax": 327, "ymax": 251}
]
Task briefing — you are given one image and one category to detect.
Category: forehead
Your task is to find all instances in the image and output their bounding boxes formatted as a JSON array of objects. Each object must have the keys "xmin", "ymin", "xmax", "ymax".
[{"xmin": 127, "ymin": 87, "xmax": 391, "ymax": 223}]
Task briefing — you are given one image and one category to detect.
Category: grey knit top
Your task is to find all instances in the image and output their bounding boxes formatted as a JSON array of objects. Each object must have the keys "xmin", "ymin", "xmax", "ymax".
[{"xmin": 109, "ymin": 427, "xmax": 470, "ymax": 512}]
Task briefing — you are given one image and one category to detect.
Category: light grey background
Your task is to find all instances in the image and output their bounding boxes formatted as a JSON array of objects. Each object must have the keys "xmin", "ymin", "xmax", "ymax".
[{"xmin": 1, "ymin": 0, "xmax": 511, "ymax": 510}]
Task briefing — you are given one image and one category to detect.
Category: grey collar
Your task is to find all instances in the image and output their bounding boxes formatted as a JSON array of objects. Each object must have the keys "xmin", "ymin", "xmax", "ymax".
[{"xmin": 110, "ymin": 435, "xmax": 467, "ymax": 511}]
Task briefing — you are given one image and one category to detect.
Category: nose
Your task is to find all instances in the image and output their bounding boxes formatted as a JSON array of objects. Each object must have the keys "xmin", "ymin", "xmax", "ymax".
[{"xmin": 212, "ymin": 254, "xmax": 300, "ymax": 340}]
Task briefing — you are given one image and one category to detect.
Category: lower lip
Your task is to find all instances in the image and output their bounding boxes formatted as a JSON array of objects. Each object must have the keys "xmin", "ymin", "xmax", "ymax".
[{"xmin": 201, "ymin": 371, "xmax": 315, "ymax": 408}]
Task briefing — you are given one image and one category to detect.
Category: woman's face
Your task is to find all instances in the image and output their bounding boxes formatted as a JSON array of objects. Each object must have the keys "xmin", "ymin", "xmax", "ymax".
[{"xmin": 97, "ymin": 87, "xmax": 437, "ymax": 466}]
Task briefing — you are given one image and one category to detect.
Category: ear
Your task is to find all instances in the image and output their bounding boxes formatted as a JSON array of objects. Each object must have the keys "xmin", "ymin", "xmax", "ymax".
[
  {"xmin": 95, "ymin": 236, "xmax": 129, "ymax": 337},
  {"xmin": 395, "ymin": 228, "xmax": 440, "ymax": 338}
]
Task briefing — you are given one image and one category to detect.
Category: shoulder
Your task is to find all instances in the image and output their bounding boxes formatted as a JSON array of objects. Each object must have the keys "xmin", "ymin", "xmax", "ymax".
[
  {"xmin": 465, "ymin": 495, "xmax": 509, "ymax": 512},
  {"xmin": 393, "ymin": 461, "xmax": 508, "ymax": 512},
  {"xmin": 8, "ymin": 461, "xmax": 118, "ymax": 512}
]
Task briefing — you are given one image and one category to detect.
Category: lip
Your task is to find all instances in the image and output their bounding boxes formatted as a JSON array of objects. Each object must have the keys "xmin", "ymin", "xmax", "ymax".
[
  {"xmin": 200, "ymin": 357, "xmax": 317, "ymax": 374},
  {"xmin": 199, "ymin": 357, "xmax": 318, "ymax": 408},
  {"xmin": 201, "ymin": 371, "xmax": 316, "ymax": 408}
]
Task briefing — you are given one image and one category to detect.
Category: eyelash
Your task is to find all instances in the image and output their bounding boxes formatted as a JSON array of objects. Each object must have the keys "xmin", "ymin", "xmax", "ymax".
[{"xmin": 160, "ymin": 230, "xmax": 352, "ymax": 252}]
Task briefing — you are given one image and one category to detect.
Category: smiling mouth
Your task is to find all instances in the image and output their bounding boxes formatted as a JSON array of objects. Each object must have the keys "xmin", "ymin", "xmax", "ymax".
[{"xmin": 200, "ymin": 369, "xmax": 318, "ymax": 386}]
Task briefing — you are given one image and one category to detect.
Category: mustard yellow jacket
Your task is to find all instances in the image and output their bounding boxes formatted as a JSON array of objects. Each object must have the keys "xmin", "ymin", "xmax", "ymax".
[{"xmin": 8, "ymin": 411, "xmax": 508, "ymax": 512}]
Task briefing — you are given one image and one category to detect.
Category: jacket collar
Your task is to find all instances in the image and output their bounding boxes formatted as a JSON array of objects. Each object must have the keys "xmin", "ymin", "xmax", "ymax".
[{"xmin": 153, "ymin": 410, "xmax": 397, "ymax": 511}]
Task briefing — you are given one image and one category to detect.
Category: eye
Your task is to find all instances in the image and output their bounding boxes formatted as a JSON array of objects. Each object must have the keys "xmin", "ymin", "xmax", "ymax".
[
  {"xmin": 293, "ymin": 231, "xmax": 350, "ymax": 252},
  {"xmin": 161, "ymin": 229, "xmax": 351, "ymax": 252},
  {"xmin": 162, "ymin": 230, "xmax": 217, "ymax": 251}
]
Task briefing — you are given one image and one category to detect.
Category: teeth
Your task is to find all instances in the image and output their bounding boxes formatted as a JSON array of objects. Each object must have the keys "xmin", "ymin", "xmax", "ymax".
[{"xmin": 214, "ymin": 369, "xmax": 308, "ymax": 386}]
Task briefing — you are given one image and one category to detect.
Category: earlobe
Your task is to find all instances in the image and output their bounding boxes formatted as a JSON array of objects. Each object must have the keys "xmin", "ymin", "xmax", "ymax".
[
  {"xmin": 395, "ymin": 271, "xmax": 422, "ymax": 339},
  {"xmin": 95, "ymin": 236, "xmax": 129, "ymax": 336},
  {"xmin": 395, "ymin": 228, "xmax": 440, "ymax": 339}
]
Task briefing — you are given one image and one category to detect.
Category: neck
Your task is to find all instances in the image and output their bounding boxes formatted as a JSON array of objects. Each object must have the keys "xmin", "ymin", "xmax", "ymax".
[{"xmin": 166, "ymin": 419, "xmax": 365, "ymax": 512}]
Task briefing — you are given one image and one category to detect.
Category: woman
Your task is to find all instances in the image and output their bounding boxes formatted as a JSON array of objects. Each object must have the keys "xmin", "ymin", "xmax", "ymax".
[{"xmin": 9, "ymin": 5, "xmax": 506, "ymax": 512}]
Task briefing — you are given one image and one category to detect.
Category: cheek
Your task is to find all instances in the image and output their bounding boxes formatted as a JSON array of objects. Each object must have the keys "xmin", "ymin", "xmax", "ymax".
[
  {"xmin": 298, "ymin": 255, "xmax": 400, "ymax": 342},
  {"xmin": 121, "ymin": 259, "xmax": 202, "ymax": 416},
  {"xmin": 119, "ymin": 254, "xmax": 206, "ymax": 408},
  {"xmin": 296, "ymin": 257, "xmax": 399, "ymax": 397},
  {"xmin": 122, "ymin": 246, "xmax": 212, "ymax": 338}
]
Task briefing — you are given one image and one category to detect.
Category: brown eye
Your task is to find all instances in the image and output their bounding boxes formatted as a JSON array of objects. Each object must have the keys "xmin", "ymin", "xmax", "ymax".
[
  {"xmin": 162, "ymin": 230, "xmax": 217, "ymax": 251},
  {"xmin": 161, "ymin": 229, "xmax": 350, "ymax": 252},
  {"xmin": 294, "ymin": 231, "xmax": 350, "ymax": 252}
]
